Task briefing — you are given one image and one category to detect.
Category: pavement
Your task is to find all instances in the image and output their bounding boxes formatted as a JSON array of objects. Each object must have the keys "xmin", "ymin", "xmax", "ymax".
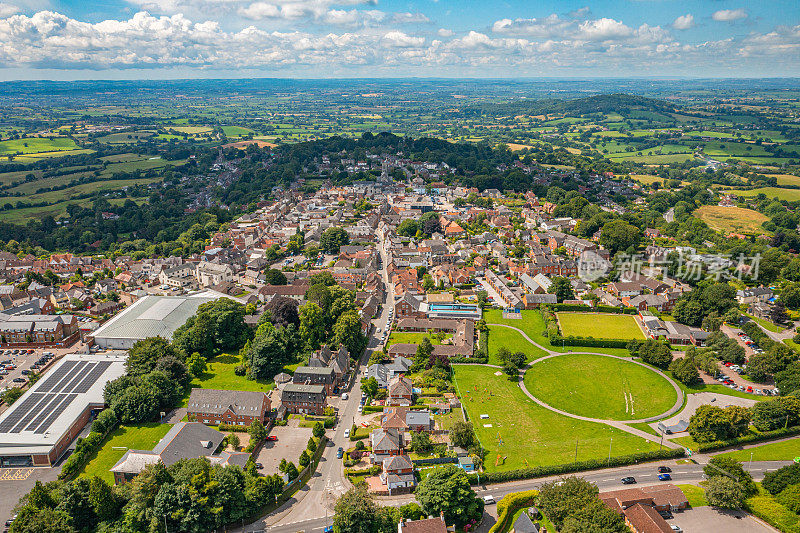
[
  {"xmin": 231, "ymin": 237, "xmax": 397, "ymax": 533},
  {"xmin": 654, "ymin": 392, "xmax": 758, "ymax": 436}
]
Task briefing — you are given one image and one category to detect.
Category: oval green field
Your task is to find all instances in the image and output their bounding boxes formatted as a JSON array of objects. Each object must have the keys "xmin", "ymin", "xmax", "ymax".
[{"xmin": 523, "ymin": 354, "xmax": 677, "ymax": 421}]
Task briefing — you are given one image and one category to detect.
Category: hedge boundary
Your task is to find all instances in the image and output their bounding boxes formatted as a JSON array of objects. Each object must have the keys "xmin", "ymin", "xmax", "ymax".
[
  {"xmin": 695, "ymin": 425, "xmax": 800, "ymax": 453},
  {"xmin": 466, "ymin": 449, "xmax": 684, "ymax": 484},
  {"xmin": 489, "ymin": 490, "xmax": 539, "ymax": 533}
]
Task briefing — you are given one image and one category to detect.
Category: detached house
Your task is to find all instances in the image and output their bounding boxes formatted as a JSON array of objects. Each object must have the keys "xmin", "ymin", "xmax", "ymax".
[
  {"xmin": 387, "ymin": 375, "xmax": 414, "ymax": 406},
  {"xmin": 370, "ymin": 428, "xmax": 404, "ymax": 463}
]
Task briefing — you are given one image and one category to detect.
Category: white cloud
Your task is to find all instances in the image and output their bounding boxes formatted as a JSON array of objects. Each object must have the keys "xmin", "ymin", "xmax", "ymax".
[
  {"xmin": 381, "ymin": 30, "xmax": 424, "ymax": 47},
  {"xmin": 0, "ymin": 8, "xmax": 795, "ymax": 76},
  {"xmin": 577, "ymin": 18, "xmax": 633, "ymax": 40},
  {"xmin": 712, "ymin": 9, "xmax": 747, "ymax": 22},
  {"xmin": 673, "ymin": 14, "xmax": 694, "ymax": 30},
  {"xmin": 0, "ymin": 3, "xmax": 19, "ymax": 17}
]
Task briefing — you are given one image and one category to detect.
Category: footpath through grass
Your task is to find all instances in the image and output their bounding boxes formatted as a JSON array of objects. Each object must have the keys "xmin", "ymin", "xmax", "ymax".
[
  {"xmin": 487, "ymin": 325, "xmax": 548, "ymax": 364},
  {"xmin": 483, "ymin": 309, "xmax": 631, "ymax": 357},
  {"xmin": 80, "ymin": 423, "xmax": 172, "ymax": 484},
  {"xmin": 523, "ymin": 354, "xmax": 677, "ymax": 421},
  {"xmin": 454, "ymin": 365, "xmax": 660, "ymax": 472}
]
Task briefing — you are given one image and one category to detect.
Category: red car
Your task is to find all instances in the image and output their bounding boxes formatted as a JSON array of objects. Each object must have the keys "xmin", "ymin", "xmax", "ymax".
[{"xmin": 266, "ymin": 435, "xmax": 278, "ymax": 442}]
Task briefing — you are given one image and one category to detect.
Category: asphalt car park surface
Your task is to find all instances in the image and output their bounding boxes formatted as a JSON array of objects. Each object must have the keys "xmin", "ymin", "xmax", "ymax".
[
  {"xmin": 667, "ymin": 506, "xmax": 775, "ymax": 533},
  {"xmin": 253, "ymin": 424, "xmax": 314, "ymax": 476},
  {"xmin": 0, "ymin": 349, "xmax": 55, "ymax": 393}
]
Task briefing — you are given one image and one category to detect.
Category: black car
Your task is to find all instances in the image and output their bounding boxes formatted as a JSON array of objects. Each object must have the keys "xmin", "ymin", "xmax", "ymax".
[
  {"xmin": 255, "ymin": 462, "xmax": 263, "ymax": 469},
  {"xmin": 658, "ymin": 466, "xmax": 672, "ymax": 473},
  {"xmin": 13, "ymin": 378, "xmax": 25, "ymax": 383},
  {"xmin": 621, "ymin": 477, "xmax": 636, "ymax": 484}
]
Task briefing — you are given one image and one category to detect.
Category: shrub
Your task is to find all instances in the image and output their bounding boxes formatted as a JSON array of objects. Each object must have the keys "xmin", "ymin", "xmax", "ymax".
[
  {"xmin": 777, "ymin": 484, "xmax": 800, "ymax": 513},
  {"xmin": 763, "ymin": 463, "xmax": 800, "ymax": 496},
  {"xmin": 489, "ymin": 490, "xmax": 538, "ymax": 533}
]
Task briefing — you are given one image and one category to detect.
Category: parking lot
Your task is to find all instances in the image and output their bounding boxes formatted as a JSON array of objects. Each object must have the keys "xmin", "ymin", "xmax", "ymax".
[
  {"xmin": 667, "ymin": 506, "xmax": 775, "ymax": 533},
  {"xmin": 253, "ymin": 423, "xmax": 314, "ymax": 476},
  {"xmin": 0, "ymin": 348, "xmax": 56, "ymax": 392}
]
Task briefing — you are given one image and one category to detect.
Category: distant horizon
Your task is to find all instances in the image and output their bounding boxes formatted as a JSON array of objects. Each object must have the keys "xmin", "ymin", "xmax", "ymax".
[{"xmin": 2, "ymin": 76, "xmax": 800, "ymax": 84}]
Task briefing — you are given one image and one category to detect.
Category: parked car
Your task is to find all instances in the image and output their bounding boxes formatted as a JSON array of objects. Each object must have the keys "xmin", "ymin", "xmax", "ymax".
[
  {"xmin": 344, "ymin": 429, "xmax": 350, "ymax": 438},
  {"xmin": 266, "ymin": 435, "xmax": 278, "ymax": 442},
  {"xmin": 671, "ymin": 526, "xmax": 683, "ymax": 533},
  {"xmin": 621, "ymin": 477, "xmax": 636, "ymax": 484},
  {"xmin": 341, "ymin": 393, "xmax": 348, "ymax": 400},
  {"xmin": 483, "ymin": 495, "xmax": 495, "ymax": 504},
  {"xmin": 336, "ymin": 447, "xmax": 344, "ymax": 459},
  {"xmin": 658, "ymin": 473, "xmax": 672, "ymax": 481},
  {"xmin": 324, "ymin": 526, "xmax": 334, "ymax": 533},
  {"xmin": 657, "ymin": 466, "xmax": 671, "ymax": 473},
  {"xmin": 255, "ymin": 462, "xmax": 263, "ymax": 469}
]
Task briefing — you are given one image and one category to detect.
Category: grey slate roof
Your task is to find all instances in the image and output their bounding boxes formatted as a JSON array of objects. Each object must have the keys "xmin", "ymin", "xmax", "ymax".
[{"xmin": 187, "ymin": 389, "xmax": 267, "ymax": 417}]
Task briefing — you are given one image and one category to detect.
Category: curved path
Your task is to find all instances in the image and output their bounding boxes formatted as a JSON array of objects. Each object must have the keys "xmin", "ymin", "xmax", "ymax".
[{"xmin": 487, "ymin": 323, "xmax": 685, "ymax": 450}]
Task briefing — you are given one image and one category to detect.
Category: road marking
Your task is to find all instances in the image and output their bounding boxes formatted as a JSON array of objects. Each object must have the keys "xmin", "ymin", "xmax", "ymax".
[{"xmin": 0, "ymin": 468, "xmax": 33, "ymax": 481}]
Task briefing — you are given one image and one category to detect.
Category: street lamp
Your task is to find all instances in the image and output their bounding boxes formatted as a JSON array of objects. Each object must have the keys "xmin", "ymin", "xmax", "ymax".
[
  {"xmin": 749, "ymin": 451, "xmax": 754, "ymax": 473},
  {"xmin": 608, "ymin": 438, "xmax": 613, "ymax": 465}
]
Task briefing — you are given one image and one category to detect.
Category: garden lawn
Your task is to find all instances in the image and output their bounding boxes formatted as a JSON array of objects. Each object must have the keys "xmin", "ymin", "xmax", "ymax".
[
  {"xmin": 453, "ymin": 365, "xmax": 660, "ymax": 472},
  {"xmin": 79, "ymin": 422, "xmax": 172, "ymax": 484},
  {"xmin": 483, "ymin": 309, "xmax": 631, "ymax": 357},
  {"xmin": 488, "ymin": 325, "xmax": 548, "ymax": 364},
  {"xmin": 179, "ymin": 354, "xmax": 275, "ymax": 407},
  {"xmin": 676, "ymin": 484, "xmax": 708, "ymax": 507},
  {"xmin": 745, "ymin": 313, "xmax": 784, "ymax": 333},
  {"xmin": 386, "ymin": 331, "xmax": 449, "ymax": 349},
  {"xmin": 717, "ymin": 438, "xmax": 800, "ymax": 462},
  {"xmin": 523, "ymin": 354, "xmax": 677, "ymax": 421},
  {"xmin": 557, "ymin": 312, "xmax": 645, "ymax": 340}
]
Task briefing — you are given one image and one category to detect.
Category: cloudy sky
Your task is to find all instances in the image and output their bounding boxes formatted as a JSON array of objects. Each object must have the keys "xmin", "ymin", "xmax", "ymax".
[{"xmin": 0, "ymin": 0, "xmax": 798, "ymax": 80}]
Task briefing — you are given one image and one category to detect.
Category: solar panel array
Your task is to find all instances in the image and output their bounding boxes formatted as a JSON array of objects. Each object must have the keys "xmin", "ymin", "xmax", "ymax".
[{"xmin": 0, "ymin": 359, "xmax": 114, "ymax": 435}]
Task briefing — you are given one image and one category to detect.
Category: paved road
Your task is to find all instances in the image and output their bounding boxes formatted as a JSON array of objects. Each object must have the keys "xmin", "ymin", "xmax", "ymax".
[
  {"xmin": 235, "ymin": 232, "xmax": 396, "ymax": 532},
  {"xmin": 251, "ymin": 460, "xmax": 790, "ymax": 532}
]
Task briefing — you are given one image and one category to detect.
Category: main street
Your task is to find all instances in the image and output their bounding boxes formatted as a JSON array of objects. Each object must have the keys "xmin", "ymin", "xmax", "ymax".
[{"xmin": 237, "ymin": 232, "xmax": 397, "ymax": 532}]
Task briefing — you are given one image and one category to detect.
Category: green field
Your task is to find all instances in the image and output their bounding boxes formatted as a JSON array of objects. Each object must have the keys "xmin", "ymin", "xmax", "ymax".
[
  {"xmin": 717, "ymin": 438, "xmax": 800, "ymax": 462},
  {"xmin": 0, "ymin": 177, "xmax": 161, "ymax": 206},
  {"xmin": 179, "ymin": 354, "xmax": 275, "ymax": 407},
  {"xmin": 454, "ymin": 365, "xmax": 660, "ymax": 471},
  {"xmin": 80, "ymin": 422, "xmax": 173, "ymax": 484},
  {"xmin": 728, "ymin": 188, "xmax": 800, "ymax": 202},
  {"xmin": 695, "ymin": 205, "xmax": 770, "ymax": 234},
  {"xmin": 386, "ymin": 331, "xmax": 449, "ymax": 349},
  {"xmin": 483, "ymin": 309, "xmax": 631, "ymax": 356},
  {"xmin": 487, "ymin": 325, "xmax": 548, "ymax": 364},
  {"xmin": 524, "ymin": 354, "xmax": 677, "ymax": 420},
  {"xmin": 0, "ymin": 137, "xmax": 81, "ymax": 156},
  {"xmin": 557, "ymin": 313, "xmax": 645, "ymax": 340}
]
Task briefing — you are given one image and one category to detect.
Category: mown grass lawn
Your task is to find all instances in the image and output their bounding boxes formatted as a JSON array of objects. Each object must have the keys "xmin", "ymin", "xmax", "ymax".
[
  {"xmin": 179, "ymin": 354, "xmax": 275, "ymax": 407},
  {"xmin": 483, "ymin": 309, "xmax": 631, "ymax": 357},
  {"xmin": 523, "ymin": 354, "xmax": 677, "ymax": 421},
  {"xmin": 676, "ymin": 484, "xmax": 708, "ymax": 507},
  {"xmin": 386, "ymin": 331, "xmax": 449, "ymax": 349},
  {"xmin": 557, "ymin": 312, "xmax": 645, "ymax": 340},
  {"xmin": 487, "ymin": 325, "xmax": 548, "ymax": 364},
  {"xmin": 454, "ymin": 365, "xmax": 660, "ymax": 471},
  {"xmin": 717, "ymin": 438, "xmax": 800, "ymax": 462},
  {"xmin": 80, "ymin": 423, "xmax": 172, "ymax": 484}
]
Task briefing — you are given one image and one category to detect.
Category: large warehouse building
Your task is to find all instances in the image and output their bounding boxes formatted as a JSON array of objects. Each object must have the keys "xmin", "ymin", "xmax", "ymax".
[
  {"xmin": 0, "ymin": 354, "xmax": 126, "ymax": 467},
  {"xmin": 91, "ymin": 294, "xmax": 217, "ymax": 349}
]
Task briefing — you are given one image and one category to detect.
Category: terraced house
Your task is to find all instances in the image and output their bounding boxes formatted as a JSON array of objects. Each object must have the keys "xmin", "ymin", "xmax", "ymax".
[{"xmin": 187, "ymin": 389, "xmax": 271, "ymax": 426}]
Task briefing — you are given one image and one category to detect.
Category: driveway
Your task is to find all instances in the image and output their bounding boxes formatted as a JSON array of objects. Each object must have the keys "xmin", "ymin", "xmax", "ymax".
[
  {"xmin": 254, "ymin": 424, "xmax": 314, "ymax": 475},
  {"xmin": 668, "ymin": 506, "xmax": 777, "ymax": 533}
]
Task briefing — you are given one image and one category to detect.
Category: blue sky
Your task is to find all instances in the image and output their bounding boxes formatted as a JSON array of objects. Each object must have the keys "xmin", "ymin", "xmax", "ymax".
[{"xmin": 0, "ymin": 0, "xmax": 798, "ymax": 79}]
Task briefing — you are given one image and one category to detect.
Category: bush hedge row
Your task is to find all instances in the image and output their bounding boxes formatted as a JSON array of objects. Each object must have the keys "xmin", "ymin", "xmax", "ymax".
[
  {"xmin": 450, "ymin": 355, "xmax": 489, "ymax": 364},
  {"xmin": 466, "ymin": 449, "xmax": 684, "ymax": 484},
  {"xmin": 489, "ymin": 490, "xmax": 539, "ymax": 533},
  {"xmin": 552, "ymin": 304, "xmax": 636, "ymax": 315},
  {"xmin": 344, "ymin": 465, "xmax": 382, "ymax": 477},
  {"xmin": 547, "ymin": 335, "xmax": 630, "ymax": 349},
  {"xmin": 695, "ymin": 425, "xmax": 800, "ymax": 453}
]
